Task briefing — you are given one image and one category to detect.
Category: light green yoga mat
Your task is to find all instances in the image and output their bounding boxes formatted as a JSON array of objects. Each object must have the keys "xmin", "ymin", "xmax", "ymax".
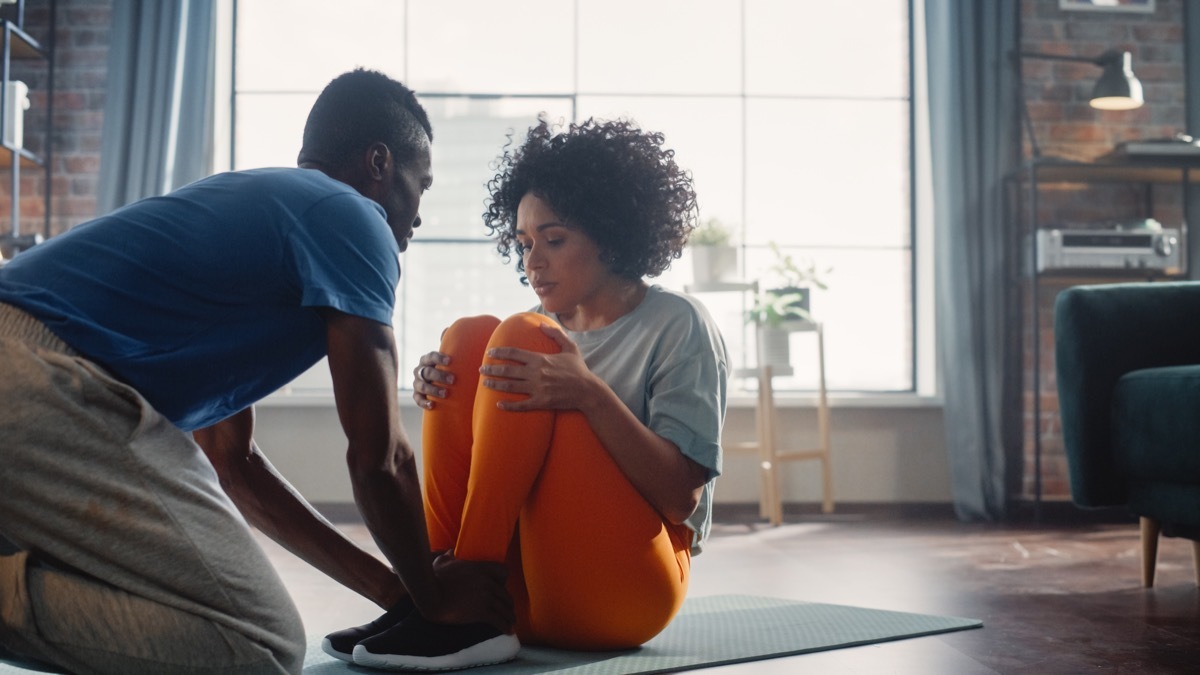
[
  {"xmin": 0, "ymin": 595, "xmax": 980, "ymax": 674},
  {"xmin": 302, "ymin": 594, "xmax": 982, "ymax": 674}
]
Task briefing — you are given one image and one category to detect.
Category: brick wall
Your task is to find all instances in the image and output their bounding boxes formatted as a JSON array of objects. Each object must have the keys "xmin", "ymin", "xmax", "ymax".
[
  {"xmin": 0, "ymin": 0, "xmax": 110, "ymax": 244},
  {"xmin": 1018, "ymin": 0, "xmax": 1187, "ymax": 500}
]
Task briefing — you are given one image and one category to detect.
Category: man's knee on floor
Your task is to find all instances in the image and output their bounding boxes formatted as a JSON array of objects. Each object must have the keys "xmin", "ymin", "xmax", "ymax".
[
  {"xmin": 260, "ymin": 627, "xmax": 306, "ymax": 675},
  {"xmin": 204, "ymin": 617, "xmax": 305, "ymax": 675}
]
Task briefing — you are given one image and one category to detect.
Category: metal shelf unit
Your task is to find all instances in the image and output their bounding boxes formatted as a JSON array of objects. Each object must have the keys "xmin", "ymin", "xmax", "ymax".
[
  {"xmin": 1011, "ymin": 154, "xmax": 1200, "ymax": 517},
  {"xmin": 0, "ymin": 0, "xmax": 54, "ymax": 257}
]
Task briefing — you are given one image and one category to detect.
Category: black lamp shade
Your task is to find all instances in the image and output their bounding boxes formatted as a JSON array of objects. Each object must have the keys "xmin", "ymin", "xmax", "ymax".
[{"xmin": 1090, "ymin": 50, "xmax": 1143, "ymax": 110}]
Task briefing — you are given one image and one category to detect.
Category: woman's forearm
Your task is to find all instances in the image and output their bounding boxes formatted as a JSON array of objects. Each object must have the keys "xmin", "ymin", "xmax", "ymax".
[{"xmin": 576, "ymin": 375, "xmax": 709, "ymax": 524}]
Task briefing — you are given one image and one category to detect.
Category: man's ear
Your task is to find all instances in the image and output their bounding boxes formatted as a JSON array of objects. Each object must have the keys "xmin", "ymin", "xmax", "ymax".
[{"xmin": 366, "ymin": 142, "xmax": 391, "ymax": 181}]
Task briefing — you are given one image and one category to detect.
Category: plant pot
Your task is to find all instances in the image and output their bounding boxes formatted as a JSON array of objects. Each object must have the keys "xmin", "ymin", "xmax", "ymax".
[
  {"xmin": 769, "ymin": 286, "xmax": 810, "ymax": 316},
  {"xmin": 691, "ymin": 245, "xmax": 738, "ymax": 285},
  {"xmin": 758, "ymin": 325, "xmax": 792, "ymax": 371}
]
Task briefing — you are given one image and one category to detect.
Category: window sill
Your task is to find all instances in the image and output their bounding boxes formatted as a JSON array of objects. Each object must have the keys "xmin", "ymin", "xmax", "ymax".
[
  {"xmin": 256, "ymin": 390, "xmax": 943, "ymax": 410},
  {"xmin": 728, "ymin": 391, "xmax": 942, "ymax": 409}
]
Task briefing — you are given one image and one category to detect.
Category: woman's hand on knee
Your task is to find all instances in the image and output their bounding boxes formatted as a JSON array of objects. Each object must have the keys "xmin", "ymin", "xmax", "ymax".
[
  {"xmin": 413, "ymin": 351, "xmax": 453, "ymax": 409},
  {"xmin": 482, "ymin": 324, "xmax": 600, "ymax": 412}
]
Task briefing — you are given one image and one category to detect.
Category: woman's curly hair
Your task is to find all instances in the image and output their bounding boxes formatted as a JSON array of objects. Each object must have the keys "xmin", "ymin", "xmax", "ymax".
[{"xmin": 484, "ymin": 116, "xmax": 698, "ymax": 282}]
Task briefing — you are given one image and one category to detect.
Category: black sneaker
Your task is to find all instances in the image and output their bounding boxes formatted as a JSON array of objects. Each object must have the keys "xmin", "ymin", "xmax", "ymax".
[
  {"xmin": 321, "ymin": 597, "xmax": 415, "ymax": 662},
  {"xmin": 352, "ymin": 613, "xmax": 519, "ymax": 671}
]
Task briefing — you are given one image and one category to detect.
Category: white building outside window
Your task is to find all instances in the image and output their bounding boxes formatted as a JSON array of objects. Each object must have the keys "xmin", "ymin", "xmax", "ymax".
[{"xmin": 226, "ymin": 0, "xmax": 915, "ymax": 396}]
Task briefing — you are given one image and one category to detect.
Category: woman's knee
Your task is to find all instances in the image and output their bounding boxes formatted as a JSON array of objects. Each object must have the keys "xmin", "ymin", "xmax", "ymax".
[
  {"xmin": 435, "ymin": 316, "xmax": 501, "ymax": 387},
  {"xmin": 490, "ymin": 312, "xmax": 560, "ymax": 354},
  {"xmin": 440, "ymin": 315, "xmax": 501, "ymax": 352}
]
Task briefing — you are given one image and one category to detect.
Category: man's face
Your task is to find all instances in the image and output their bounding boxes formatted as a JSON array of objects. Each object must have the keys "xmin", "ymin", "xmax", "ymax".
[{"xmin": 383, "ymin": 139, "xmax": 433, "ymax": 252}]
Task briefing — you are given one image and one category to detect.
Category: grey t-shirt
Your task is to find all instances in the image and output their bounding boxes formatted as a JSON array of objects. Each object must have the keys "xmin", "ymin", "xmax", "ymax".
[{"xmin": 537, "ymin": 285, "xmax": 728, "ymax": 553}]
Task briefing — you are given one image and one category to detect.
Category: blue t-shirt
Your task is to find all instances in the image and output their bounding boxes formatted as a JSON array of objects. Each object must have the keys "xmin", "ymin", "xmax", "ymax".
[{"xmin": 0, "ymin": 168, "xmax": 400, "ymax": 430}]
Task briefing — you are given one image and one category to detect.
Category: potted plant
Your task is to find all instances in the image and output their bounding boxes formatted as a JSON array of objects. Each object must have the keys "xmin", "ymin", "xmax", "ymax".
[
  {"xmin": 745, "ymin": 290, "xmax": 809, "ymax": 372},
  {"xmin": 762, "ymin": 242, "xmax": 832, "ymax": 318},
  {"xmin": 688, "ymin": 218, "xmax": 738, "ymax": 285},
  {"xmin": 746, "ymin": 289, "xmax": 811, "ymax": 328},
  {"xmin": 746, "ymin": 243, "xmax": 833, "ymax": 370}
]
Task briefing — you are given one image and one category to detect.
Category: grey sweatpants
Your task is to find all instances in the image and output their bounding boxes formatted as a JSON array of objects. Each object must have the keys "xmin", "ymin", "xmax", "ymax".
[{"xmin": 0, "ymin": 303, "xmax": 305, "ymax": 674}]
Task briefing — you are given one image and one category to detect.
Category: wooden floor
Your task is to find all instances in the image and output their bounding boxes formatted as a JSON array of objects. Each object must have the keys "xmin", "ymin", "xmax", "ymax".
[{"xmin": 262, "ymin": 505, "xmax": 1200, "ymax": 674}]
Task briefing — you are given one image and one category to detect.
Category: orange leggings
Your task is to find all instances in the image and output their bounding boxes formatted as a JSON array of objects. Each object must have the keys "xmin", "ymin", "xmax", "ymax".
[{"xmin": 421, "ymin": 312, "xmax": 691, "ymax": 650}]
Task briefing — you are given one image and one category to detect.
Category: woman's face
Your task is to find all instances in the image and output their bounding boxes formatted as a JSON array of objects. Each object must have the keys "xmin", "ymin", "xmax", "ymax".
[{"xmin": 515, "ymin": 192, "xmax": 615, "ymax": 315}]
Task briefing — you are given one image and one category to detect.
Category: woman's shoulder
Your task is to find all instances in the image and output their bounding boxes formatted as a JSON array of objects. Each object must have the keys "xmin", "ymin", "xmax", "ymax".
[
  {"xmin": 640, "ymin": 287, "xmax": 726, "ymax": 352},
  {"xmin": 639, "ymin": 286, "xmax": 728, "ymax": 376},
  {"xmin": 643, "ymin": 286, "xmax": 718, "ymax": 324}
]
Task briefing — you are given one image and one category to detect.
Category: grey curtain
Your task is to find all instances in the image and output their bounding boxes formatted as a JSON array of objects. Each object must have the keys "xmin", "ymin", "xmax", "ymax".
[
  {"xmin": 925, "ymin": 0, "xmax": 1022, "ymax": 521},
  {"xmin": 1186, "ymin": 2, "xmax": 1200, "ymax": 278},
  {"xmin": 97, "ymin": 0, "xmax": 217, "ymax": 214}
]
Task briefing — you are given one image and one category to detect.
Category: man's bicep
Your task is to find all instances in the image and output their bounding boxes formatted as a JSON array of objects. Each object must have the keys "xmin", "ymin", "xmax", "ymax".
[{"xmin": 320, "ymin": 308, "xmax": 401, "ymax": 454}]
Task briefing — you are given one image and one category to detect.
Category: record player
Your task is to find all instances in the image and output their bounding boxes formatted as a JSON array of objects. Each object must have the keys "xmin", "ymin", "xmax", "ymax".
[{"xmin": 1107, "ymin": 133, "xmax": 1200, "ymax": 159}]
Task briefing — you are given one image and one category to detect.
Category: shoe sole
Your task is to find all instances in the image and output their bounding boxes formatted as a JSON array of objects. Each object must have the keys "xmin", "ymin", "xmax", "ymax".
[
  {"xmin": 352, "ymin": 633, "xmax": 520, "ymax": 671},
  {"xmin": 320, "ymin": 637, "xmax": 354, "ymax": 663}
]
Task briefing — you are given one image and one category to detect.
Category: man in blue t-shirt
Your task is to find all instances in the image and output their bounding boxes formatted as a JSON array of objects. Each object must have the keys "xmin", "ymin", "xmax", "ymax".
[{"xmin": 0, "ymin": 70, "xmax": 508, "ymax": 674}]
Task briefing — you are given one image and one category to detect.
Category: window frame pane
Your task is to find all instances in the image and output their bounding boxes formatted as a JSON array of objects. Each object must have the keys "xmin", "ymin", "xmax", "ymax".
[
  {"xmin": 228, "ymin": 0, "xmax": 916, "ymax": 395},
  {"xmin": 407, "ymin": 0, "xmax": 575, "ymax": 94}
]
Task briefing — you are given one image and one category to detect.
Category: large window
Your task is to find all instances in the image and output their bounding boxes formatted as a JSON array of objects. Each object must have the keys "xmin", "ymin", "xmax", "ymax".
[{"xmin": 230, "ymin": 0, "xmax": 913, "ymax": 394}]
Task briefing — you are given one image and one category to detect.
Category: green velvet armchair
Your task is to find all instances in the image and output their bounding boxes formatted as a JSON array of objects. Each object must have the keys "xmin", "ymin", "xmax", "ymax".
[{"xmin": 1055, "ymin": 281, "xmax": 1200, "ymax": 587}]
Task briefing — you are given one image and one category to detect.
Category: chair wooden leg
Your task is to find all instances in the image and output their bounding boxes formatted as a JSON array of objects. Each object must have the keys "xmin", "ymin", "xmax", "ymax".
[
  {"xmin": 756, "ymin": 440, "xmax": 772, "ymax": 520},
  {"xmin": 756, "ymin": 365, "xmax": 784, "ymax": 526},
  {"xmin": 1140, "ymin": 517, "xmax": 1161, "ymax": 588},
  {"xmin": 1192, "ymin": 539, "xmax": 1200, "ymax": 588},
  {"xmin": 768, "ymin": 459, "xmax": 783, "ymax": 527},
  {"xmin": 815, "ymin": 325, "xmax": 834, "ymax": 515},
  {"xmin": 757, "ymin": 462, "xmax": 772, "ymax": 520},
  {"xmin": 819, "ymin": 455, "xmax": 834, "ymax": 515},
  {"xmin": 751, "ymin": 371, "xmax": 769, "ymax": 520}
]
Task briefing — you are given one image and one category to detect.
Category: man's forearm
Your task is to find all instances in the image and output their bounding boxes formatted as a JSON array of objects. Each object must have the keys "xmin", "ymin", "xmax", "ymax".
[
  {"xmin": 348, "ymin": 448, "xmax": 442, "ymax": 614},
  {"xmin": 220, "ymin": 444, "xmax": 405, "ymax": 608}
]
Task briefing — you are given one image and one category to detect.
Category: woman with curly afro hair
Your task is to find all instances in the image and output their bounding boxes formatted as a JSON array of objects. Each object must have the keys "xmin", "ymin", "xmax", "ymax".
[{"xmin": 336, "ymin": 117, "xmax": 728, "ymax": 670}]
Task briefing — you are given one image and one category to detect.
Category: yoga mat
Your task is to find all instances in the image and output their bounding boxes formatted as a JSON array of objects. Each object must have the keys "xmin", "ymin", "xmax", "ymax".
[
  {"xmin": 0, "ymin": 595, "xmax": 981, "ymax": 674},
  {"xmin": 302, "ymin": 594, "xmax": 982, "ymax": 674}
]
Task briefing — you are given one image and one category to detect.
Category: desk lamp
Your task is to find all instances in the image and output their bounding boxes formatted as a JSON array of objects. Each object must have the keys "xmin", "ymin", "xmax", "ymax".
[
  {"xmin": 1017, "ymin": 49, "xmax": 1144, "ymax": 157},
  {"xmin": 1020, "ymin": 49, "xmax": 1143, "ymax": 110}
]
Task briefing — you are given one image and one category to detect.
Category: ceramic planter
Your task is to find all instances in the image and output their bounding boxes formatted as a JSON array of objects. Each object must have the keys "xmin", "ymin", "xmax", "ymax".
[
  {"xmin": 691, "ymin": 245, "xmax": 738, "ymax": 285},
  {"xmin": 758, "ymin": 325, "xmax": 792, "ymax": 371}
]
